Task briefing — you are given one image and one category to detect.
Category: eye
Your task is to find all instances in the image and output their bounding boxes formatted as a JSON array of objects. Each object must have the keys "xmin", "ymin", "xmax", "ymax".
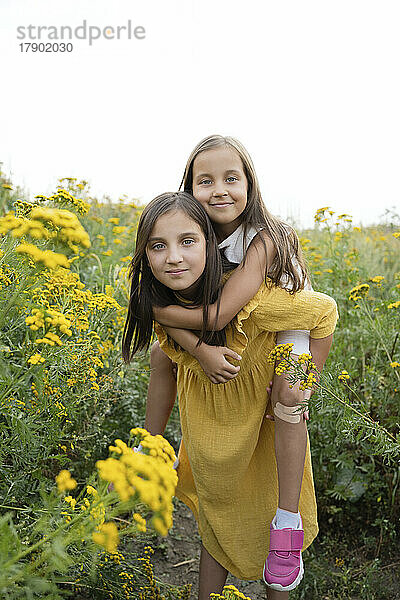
[
  {"xmin": 226, "ymin": 176, "xmax": 238, "ymax": 182},
  {"xmin": 199, "ymin": 179, "xmax": 212, "ymax": 185},
  {"xmin": 151, "ymin": 243, "xmax": 165, "ymax": 250},
  {"xmin": 182, "ymin": 239, "xmax": 195, "ymax": 245}
]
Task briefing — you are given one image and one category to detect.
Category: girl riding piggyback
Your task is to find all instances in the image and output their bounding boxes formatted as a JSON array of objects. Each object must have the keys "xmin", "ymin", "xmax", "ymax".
[{"xmin": 137, "ymin": 135, "xmax": 335, "ymax": 595}]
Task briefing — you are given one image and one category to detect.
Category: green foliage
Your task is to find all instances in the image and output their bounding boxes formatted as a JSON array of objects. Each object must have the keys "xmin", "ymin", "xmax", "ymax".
[{"xmin": 1, "ymin": 171, "xmax": 399, "ymax": 599}]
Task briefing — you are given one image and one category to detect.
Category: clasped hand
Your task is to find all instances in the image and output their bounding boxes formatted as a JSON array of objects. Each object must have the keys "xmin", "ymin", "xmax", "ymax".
[{"xmin": 191, "ymin": 343, "xmax": 242, "ymax": 385}]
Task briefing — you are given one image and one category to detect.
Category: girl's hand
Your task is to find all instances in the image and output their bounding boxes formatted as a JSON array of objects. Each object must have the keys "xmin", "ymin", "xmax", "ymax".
[{"xmin": 193, "ymin": 344, "xmax": 242, "ymax": 384}]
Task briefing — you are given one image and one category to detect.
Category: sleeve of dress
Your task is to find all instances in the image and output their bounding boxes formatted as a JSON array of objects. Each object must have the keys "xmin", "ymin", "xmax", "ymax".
[
  {"xmin": 153, "ymin": 321, "xmax": 189, "ymax": 365},
  {"xmin": 251, "ymin": 283, "xmax": 338, "ymax": 339},
  {"xmin": 275, "ymin": 258, "xmax": 314, "ymax": 352}
]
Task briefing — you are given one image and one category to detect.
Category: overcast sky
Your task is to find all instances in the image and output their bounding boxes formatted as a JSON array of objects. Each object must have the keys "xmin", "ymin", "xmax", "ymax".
[{"xmin": 1, "ymin": 0, "xmax": 399, "ymax": 228}]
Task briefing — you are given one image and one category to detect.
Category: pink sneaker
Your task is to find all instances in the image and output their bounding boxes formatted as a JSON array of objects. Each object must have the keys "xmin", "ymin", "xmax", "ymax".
[{"xmin": 263, "ymin": 515, "xmax": 304, "ymax": 591}]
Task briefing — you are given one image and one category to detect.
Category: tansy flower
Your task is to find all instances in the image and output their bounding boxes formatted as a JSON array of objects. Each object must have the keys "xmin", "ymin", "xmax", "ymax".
[
  {"xmin": 390, "ymin": 362, "xmax": 400, "ymax": 368},
  {"xmin": 27, "ymin": 353, "xmax": 45, "ymax": 365},
  {"xmin": 338, "ymin": 370, "xmax": 350, "ymax": 382},
  {"xmin": 56, "ymin": 470, "xmax": 77, "ymax": 492},
  {"xmin": 388, "ymin": 301, "xmax": 400, "ymax": 309},
  {"xmin": 92, "ymin": 522, "xmax": 119, "ymax": 554},
  {"xmin": 64, "ymin": 495, "xmax": 77, "ymax": 509},
  {"xmin": 370, "ymin": 276, "xmax": 384, "ymax": 285}
]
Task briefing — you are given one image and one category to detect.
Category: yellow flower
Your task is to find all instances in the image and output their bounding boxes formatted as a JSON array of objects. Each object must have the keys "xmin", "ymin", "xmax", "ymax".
[
  {"xmin": 64, "ymin": 496, "xmax": 77, "ymax": 509},
  {"xmin": 388, "ymin": 301, "xmax": 400, "ymax": 309},
  {"xmin": 92, "ymin": 522, "xmax": 119, "ymax": 554},
  {"xmin": 15, "ymin": 243, "xmax": 70, "ymax": 269},
  {"xmin": 349, "ymin": 283, "xmax": 369, "ymax": 302},
  {"xmin": 338, "ymin": 370, "xmax": 350, "ymax": 382},
  {"xmin": 27, "ymin": 353, "xmax": 45, "ymax": 365},
  {"xmin": 390, "ymin": 362, "xmax": 400, "ymax": 368},
  {"xmin": 55, "ymin": 470, "xmax": 77, "ymax": 492},
  {"xmin": 393, "ymin": 232, "xmax": 400, "ymax": 239},
  {"xmin": 369, "ymin": 276, "xmax": 384, "ymax": 285}
]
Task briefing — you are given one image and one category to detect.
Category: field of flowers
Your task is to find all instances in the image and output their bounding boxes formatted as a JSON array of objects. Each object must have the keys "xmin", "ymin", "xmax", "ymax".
[{"xmin": 0, "ymin": 168, "xmax": 399, "ymax": 600}]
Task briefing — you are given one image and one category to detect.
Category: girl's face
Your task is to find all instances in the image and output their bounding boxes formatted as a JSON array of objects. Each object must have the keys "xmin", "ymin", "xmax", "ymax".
[
  {"xmin": 145, "ymin": 209, "xmax": 206, "ymax": 292},
  {"xmin": 192, "ymin": 146, "xmax": 248, "ymax": 234}
]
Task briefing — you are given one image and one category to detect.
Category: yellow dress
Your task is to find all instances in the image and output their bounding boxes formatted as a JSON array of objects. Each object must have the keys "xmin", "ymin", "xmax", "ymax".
[{"xmin": 154, "ymin": 274, "xmax": 338, "ymax": 581}]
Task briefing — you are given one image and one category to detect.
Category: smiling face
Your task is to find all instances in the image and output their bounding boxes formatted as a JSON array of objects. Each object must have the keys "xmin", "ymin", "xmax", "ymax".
[
  {"xmin": 145, "ymin": 209, "xmax": 206, "ymax": 292},
  {"xmin": 192, "ymin": 145, "xmax": 248, "ymax": 240}
]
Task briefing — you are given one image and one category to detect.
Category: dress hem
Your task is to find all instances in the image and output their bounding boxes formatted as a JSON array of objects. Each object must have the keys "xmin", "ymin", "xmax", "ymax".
[{"xmin": 174, "ymin": 490, "xmax": 269, "ymax": 582}]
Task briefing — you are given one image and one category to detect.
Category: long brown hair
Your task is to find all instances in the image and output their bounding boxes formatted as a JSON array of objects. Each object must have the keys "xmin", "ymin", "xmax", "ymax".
[
  {"xmin": 180, "ymin": 134, "xmax": 308, "ymax": 292},
  {"xmin": 122, "ymin": 192, "xmax": 227, "ymax": 363}
]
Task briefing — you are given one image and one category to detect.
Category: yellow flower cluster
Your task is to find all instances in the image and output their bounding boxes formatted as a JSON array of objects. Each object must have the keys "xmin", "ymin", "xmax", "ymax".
[
  {"xmin": 390, "ymin": 362, "xmax": 400, "ymax": 368},
  {"xmin": 92, "ymin": 521, "xmax": 119, "ymax": 554},
  {"xmin": 274, "ymin": 359, "xmax": 289, "ymax": 375},
  {"xmin": 45, "ymin": 308, "xmax": 73, "ymax": 335},
  {"xmin": 26, "ymin": 307, "xmax": 72, "ymax": 336},
  {"xmin": 27, "ymin": 352, "xmax": 45, "ymax": 365},
  {"xmin": 349, "ymin": 283, "xmax": 370, "ymax": 302},
  {"xmin": 35, "ymin": 331, "xmax": 63, "ymax": 347},
  {"xmin": 133, "ymin": 512, "xmax": 147, "ymax": 533},
  {"xmin": 210, "ymin": 584, "xmax": 253, "ymax": 600},
  {"xmin": 314, "ymin": 207, "xmax": 334, "ymax": 223},
  {"xmin": 0, "ymin": 213, "xmax": 51, "ymax": 240},
  {"xmin": 388, "ymin": 301, "xmax": 400, "ymax": 309},
  {"xmin": 267, "ymin": 343, "xmax": 294, "ymax": 365},
  {"xmin": 26, "ymin": 308, "xmax": 45, "ymax": 330},
  {"xmin": 96, "ymin": 428, "xmax": 178, "ymax": 537},
  {"xmin": 56, "ymin": 469, "xmax": 77, "ymax": 492},
  {"xmin": 393, "ymin": 232, "xmax": 400, "ymax": 239},
  {"xmin": 64, "ymin": 495, "xmax": 77, "ymax": 509},
  {"xmin": 16, "ymin": 243, "xmax": 70, "ymax": 269},
  {"xmin": 35, "ymin": 188, "xmax": 90, "ymax": 216},
  {"xmin": 338, "ymin": 370, "xmax": 350, "ymax": 382},
  {"xmin": 370, "ymin": 276, "xmax": 385, "ymax": 285},
  {"xmin": 299, "ymin": 371, "xmax": 318, "ymax": 391},
  {"xmin": 30, "ymin": 206, "xmax": 91, "ymax": 249},
  {"xmin": 0, "ymin": 264, "xmax": 18, "ymax": 290}
]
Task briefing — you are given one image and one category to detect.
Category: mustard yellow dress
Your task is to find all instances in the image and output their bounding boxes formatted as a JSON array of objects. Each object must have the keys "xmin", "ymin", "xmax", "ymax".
[{"xmin": 154, "ymin": 274, "xmax": 338, "ymax": 581}]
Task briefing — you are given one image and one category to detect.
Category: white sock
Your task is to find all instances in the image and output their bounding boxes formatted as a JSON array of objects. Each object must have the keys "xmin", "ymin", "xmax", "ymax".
[{"xmin": 275, "ymin": 507, "xmax": 301, "ymax": 529}]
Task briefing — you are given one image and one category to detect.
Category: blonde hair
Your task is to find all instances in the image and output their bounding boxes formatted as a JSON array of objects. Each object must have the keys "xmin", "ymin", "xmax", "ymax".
[{"xmin": 180, "ymin": 134, "xmax": 308, "ymax": 292}]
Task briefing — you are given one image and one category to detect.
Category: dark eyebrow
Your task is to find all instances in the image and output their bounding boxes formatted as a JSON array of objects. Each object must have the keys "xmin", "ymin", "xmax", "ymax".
[{"xmin": 148, "ymin": 232, "xmax": 200, "ymax": 243}]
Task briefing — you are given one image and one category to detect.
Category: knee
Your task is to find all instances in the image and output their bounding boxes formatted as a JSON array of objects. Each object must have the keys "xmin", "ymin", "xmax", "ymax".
[
  {"xmin": 272, "ymin": 379, "xmax": 305, "ymax": 424},
  {"xmin": 272, "ymin": 377, "xmax": 303, "ymax": 408},
  {"xmin": 150, "ymin": 340, "xmax": 172, "ymax": 369}
]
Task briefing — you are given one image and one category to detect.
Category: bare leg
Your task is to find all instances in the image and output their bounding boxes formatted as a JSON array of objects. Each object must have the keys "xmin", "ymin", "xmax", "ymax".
[
  {"xmin": 272, "ymin": 371, "xmax": 307, "ymax": 512},
  {"xmin": 198, "ymin": 544, "xmax": 228, "ymax": 600},
  {"xmin": 265, "ymin": 588, "xmax": 289, "ymax": 600},
  {"xmin": 144, "ymin": 341, "xmax": 177, "ymax": 436}
]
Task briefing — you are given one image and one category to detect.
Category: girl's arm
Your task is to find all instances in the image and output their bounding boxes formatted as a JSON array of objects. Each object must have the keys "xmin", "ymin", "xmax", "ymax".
[
  {"xmin": 153, "ymin": 232, "xmax": 275, "ymax": 331},
  {"xmin": 254, "ymin": 288, "xmax": 338, "ymax": 339},
  {"xmin": 160, "ymin": 326, "xmax": 242, "ymax": 384}
]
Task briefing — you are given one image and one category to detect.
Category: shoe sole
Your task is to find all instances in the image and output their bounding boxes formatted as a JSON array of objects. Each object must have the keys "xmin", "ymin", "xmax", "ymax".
[{"xmin": 263, "ymin": 555, "xmax": 304, "ymax": 592}]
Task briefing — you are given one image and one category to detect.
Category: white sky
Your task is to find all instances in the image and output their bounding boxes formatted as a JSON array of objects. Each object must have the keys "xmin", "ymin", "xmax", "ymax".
[{"xmin": 1, "ymin": 0, "xmax": 399, "ymax": 228}]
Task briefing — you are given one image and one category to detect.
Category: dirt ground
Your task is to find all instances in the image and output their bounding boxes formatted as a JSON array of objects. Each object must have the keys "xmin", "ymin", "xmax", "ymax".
[{"xmin": 149, "ymin": 498, "xmax": 268, "ymax": 600}]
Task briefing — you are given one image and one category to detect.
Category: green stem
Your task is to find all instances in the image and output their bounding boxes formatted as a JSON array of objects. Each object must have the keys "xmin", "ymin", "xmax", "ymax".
[
  {"xmin": 2, "ymin": 509, "xmax": 85, "ymax": 569},
  {"xmin": 361, "ymin": 299, "xmax": 400, "ymax": 382}
]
